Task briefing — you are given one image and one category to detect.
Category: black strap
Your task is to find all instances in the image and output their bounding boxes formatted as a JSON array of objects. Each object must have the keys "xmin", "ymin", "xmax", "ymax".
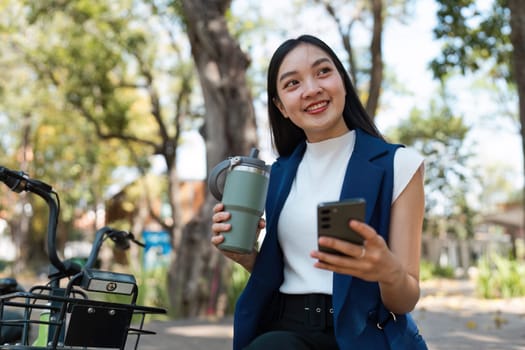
[{"xmin": 279, "ymin": 293, "xmax": 334, "ymax": 330}]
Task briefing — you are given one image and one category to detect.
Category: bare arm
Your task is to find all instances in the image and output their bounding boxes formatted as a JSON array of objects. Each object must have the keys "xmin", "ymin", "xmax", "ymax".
[
  {"xmin": 378, "ymin": 164, "xmax": 425, "ymax": 313},
  {"xmin": 311, "ymin": 164, "xmax": 425, "ymax": 314}
]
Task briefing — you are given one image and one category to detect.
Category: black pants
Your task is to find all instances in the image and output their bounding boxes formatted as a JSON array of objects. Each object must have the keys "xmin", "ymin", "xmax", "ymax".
[{"xmin": 243, "ymin": 293, "xmax": 339, "ymax": 350}]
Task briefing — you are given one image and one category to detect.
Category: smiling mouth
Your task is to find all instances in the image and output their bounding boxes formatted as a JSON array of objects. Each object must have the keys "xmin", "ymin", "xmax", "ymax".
[{"xmin": 305, "ymin": 101, "xmax": 329, "ymax": 112}]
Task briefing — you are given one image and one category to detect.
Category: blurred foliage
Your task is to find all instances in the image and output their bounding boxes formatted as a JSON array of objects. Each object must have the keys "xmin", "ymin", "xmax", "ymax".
[
  {"xmin": 430, "ymin": 0, "xmax": 523, "ymax": 213},
  {"xmin": 388, "ymin": 90, "xmax": 478, "ymax": 238},
  {"xmin": 136, "ymin": 265, "xmax": 170, "ymax": 311},
  {"xmin": 0, "ymin": 0, "xmax": 201, "ymax": 270},
  {"xmin": 431, "ymin": 0, "xmax": 513, "ymax": 83},
  {"xmin": 420, "ymin": 259, "xmax": 455, "ymax": 281},
  {"xmin": 226, "ymin": 263, "xmax": 249, "ymax": 314},
  {"xmin": 476, "ymin": 253, "xmax": 525, "ymax": 298}
]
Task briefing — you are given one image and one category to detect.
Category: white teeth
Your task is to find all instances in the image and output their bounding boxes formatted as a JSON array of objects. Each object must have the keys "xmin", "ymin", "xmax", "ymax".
[{"xmin": 306, "ymin": 101, "xmax": 327, "ymax": 111}]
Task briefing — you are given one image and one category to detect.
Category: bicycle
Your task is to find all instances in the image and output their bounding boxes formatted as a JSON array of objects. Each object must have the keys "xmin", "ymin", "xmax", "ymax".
[{"xmin": 0, "ymin": 166, "xmax": 167, "ymax": 349}]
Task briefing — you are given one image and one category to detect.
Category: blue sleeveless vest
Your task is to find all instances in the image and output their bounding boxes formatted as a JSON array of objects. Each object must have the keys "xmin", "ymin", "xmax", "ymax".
[{"xmin": 233, "ymin": 128, "xmax": 427, "ymax": 350}]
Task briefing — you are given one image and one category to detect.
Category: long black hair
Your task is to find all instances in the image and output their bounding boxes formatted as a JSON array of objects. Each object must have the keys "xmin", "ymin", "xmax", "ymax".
[{"xmin": 267, "ymin": 34, "xmax": 383, "ymax": 157}]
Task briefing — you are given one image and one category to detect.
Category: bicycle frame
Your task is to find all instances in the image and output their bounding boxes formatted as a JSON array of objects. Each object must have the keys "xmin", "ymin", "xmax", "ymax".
[{"xmin": 0, "ymin": 168, "xmax": 166, "ymax": 349}]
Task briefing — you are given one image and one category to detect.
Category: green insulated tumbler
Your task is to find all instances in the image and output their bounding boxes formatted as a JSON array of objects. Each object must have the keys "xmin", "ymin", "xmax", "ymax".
[{"xmin": 208, "ymin": 148, "xmax": 270, "ymax": 254}]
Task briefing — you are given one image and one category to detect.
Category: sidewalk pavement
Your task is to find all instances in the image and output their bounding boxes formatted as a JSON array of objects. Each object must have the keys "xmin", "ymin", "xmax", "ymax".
[
  {"xmin": 414, "ymin": 279, "xmax": 525, "ymax": 350},
  {"xmin": 137, "ymin": 278, "xmax": 525, "ymax": 350}
]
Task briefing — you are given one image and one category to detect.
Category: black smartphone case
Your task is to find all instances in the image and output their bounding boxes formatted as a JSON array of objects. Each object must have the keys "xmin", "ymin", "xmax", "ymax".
[{"xmin": 317, "ymin": 198, "xmax": 366, "ymax": 254}]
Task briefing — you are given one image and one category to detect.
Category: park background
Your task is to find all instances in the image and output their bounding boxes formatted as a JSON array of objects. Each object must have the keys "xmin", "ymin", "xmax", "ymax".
[{"xmin": 1, "ymin": 0, "xmax": 524, "ymax": 348}]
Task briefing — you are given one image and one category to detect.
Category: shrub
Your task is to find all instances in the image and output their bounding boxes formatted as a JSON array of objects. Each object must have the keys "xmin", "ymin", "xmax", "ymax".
[
  {"xmin": 476, "ymin": 254, "xmax": 525, "ymax": 299},
  {"xmin": 226, "ymin": 263, "xmax": 250, "ymax": 314},
  {"xmin": 420, "ymin": 260, "xmax": 455, "ymax": 281}
]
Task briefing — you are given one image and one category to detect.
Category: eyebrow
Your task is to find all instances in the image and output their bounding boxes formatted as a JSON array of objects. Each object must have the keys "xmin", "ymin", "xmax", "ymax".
[{"xmin": 278, "ymin": 57, "xmax": 332, "ymax": 83}]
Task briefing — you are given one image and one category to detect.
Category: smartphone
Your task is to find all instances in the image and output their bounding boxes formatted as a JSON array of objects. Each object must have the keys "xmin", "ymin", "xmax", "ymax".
[{"xmin": 317, "ymin": 198, "xmax": 366, "ymax": 254}]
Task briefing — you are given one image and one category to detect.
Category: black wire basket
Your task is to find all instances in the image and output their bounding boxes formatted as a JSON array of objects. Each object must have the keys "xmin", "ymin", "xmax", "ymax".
[{"xmin": 0, "ymin": 285, "xmax": 166, "ymax": 350}]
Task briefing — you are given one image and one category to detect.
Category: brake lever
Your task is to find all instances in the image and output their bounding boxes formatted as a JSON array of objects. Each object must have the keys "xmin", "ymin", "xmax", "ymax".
[
  {"xmin": 127, "ymin": 232, "xmax": 145, "ymax": 248},
  {"xmin": 107, "ymin": 230, "xmax": 145, "ymax": 249},
  {"xmin": 107, "ymin": 230, "xmax": 130, "ymax": 250}
]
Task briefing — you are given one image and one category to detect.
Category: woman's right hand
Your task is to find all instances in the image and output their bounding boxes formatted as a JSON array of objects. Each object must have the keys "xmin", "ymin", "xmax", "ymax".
[{"xmin": 211, "ymin": 202, "xmax": 263, "ymax": 272}]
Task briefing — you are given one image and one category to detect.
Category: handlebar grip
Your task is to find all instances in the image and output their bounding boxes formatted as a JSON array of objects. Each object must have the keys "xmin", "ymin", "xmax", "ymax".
[
  {"xmin": 0, "ymin": 166, "xmax": 53, "ymax": 193},
  {"xmin": 0, "ymin": 167, "xmax": 28, "ymax": 193}
]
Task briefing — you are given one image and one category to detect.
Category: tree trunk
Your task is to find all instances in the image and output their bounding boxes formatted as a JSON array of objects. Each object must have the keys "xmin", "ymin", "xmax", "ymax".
[
  {"xmin": 318, "ymin": 0, "xmax": 385, "ymax": 120},
  {"xmin": 13, "ymin": 113, "xmax": 33, "ymax": 274},
  {"xmin": 365, "ymin": 0, "xmax": 384, "ymax": 119},
  {"xmin": 168, "ymin": 0, "xmax": 258, "ymax": 317},
  {"xmin": 508, "ymin": 0, "xmax": 525, "ymax": 258}
]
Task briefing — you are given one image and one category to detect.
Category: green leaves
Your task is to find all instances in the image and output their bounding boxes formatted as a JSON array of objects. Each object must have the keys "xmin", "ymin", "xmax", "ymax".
[
  {"xmin": 431, "ymin": 0, "xmax": 513, "ymax": 82},
  {"xmin": 389, "ymin": 94, "xmax": 476, "ymax": 238}
]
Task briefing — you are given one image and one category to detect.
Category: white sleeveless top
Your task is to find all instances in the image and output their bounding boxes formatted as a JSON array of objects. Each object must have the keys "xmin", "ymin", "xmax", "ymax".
[{"xmin": 277, "ymin": 130, "xmax": 423, "ymax": 294}]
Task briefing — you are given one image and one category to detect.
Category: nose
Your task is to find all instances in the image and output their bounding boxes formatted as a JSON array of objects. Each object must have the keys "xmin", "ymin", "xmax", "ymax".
[{"xmin": 302, "ymin": 79, "xmax": 322, "ymax": 99}]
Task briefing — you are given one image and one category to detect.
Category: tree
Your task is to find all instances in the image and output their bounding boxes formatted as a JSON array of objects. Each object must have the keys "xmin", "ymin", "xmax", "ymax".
[
  {"xmin": 309, "ymin": 0, "xmax": 383, "ymax": 118},
  {"xmin": 306, "ymin": 0, "xmax": 415, "ymax": 119},
  {"xmin": 24, "ymin": 0, "xmax": 212, "ymax": 310},
  {"xmin": 388, "ymin": 90, "xmax": 475, "ymax": 239},
  {"xmin": 0, "ymin": 0, "xmax": 259, "ymax": 317},
  {"xmin": 0, "ymin": 0, "xmax": 119, "ymax": 270},
  {"xmin": 0, "ymin": 0, "xmax": 181, "ymax": 290},
  {"xmin": 430, "ymin": 0, "xmax": 525, "ymax": 231},
  {"xmin": 508, "ymin": 0, "xmax": 525, "ymax": 225},
  {"xmin": 170, "ymin": 0, "xmax": 258, "ymax": 317}
]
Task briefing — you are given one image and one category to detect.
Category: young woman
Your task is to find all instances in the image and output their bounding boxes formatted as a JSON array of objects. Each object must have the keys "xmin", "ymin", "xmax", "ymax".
[{"xmin": 211, "ymin": 34, "xmax": 428, "ymax": 350}]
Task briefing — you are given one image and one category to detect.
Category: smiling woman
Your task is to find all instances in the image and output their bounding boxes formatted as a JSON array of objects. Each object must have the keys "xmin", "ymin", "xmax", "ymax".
[
  {"xmin": 211, "ymin": 34, "xmax": 428, "ymax": 350},
  {"xmin": 273, "ymin": 44, "xmax": 348, "ymax": 142},
  {"xmin": 272, "ymin": 45, "xmax": 348, "ymax": 143}
]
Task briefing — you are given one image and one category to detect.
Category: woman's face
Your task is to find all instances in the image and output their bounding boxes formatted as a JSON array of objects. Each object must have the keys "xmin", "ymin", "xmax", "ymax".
[{"xmin": 274, "ymin": 43, "xmax": 348, "ymax": 143}]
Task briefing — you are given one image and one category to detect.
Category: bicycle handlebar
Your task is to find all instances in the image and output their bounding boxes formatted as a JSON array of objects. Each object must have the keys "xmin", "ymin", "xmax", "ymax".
[
  {"xmin": 84, "ymin": 227, "xmax": 144, "ymax": 269},
  {"xmin": 0, "ymin": 167, "xmax": 166, "ymax": 349},
  {"xmin": 0, "ymin": 166, "xmax": 67, "ymax": 275},
  {"xmin": 0, "ymin": 166, "xmax": 52, "ymax": 193},
  {"xmin": 0, "ymin": 166, "xmax": 145, "ymax": 280}
]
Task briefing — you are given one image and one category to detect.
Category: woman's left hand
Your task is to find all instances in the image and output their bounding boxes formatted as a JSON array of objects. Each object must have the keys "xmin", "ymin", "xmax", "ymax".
[{"xmin": 310, "ymin": 220, "xmax": 402, "ymax": 284}]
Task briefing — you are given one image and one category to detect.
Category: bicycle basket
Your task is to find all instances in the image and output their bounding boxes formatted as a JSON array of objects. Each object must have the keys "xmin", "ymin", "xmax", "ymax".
[{"xmin": 0, "ymin": 286, "xmax": 166, "ymax": 350}]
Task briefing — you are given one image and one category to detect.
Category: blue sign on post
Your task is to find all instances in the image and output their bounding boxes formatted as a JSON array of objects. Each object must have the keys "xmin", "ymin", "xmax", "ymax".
[{"xmin": 142, "ymin": 231, "xmax": 172, "ymax": 270}]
